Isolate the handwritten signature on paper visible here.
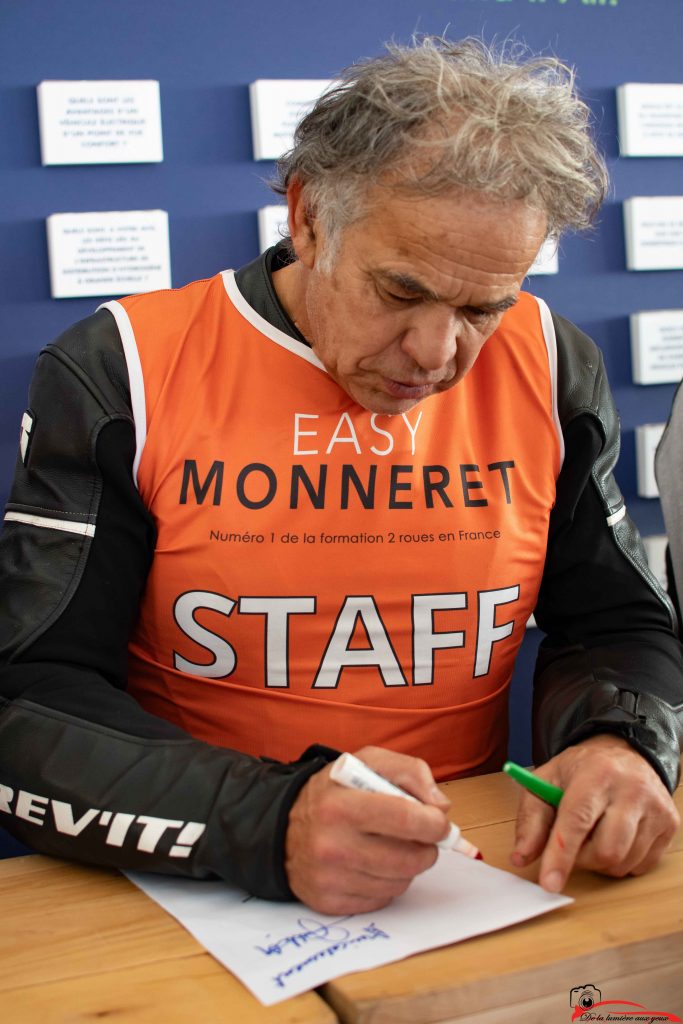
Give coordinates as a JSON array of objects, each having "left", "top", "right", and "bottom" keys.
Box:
[{"left": 255, "top": 916, "right": 391, "bottom": 990}]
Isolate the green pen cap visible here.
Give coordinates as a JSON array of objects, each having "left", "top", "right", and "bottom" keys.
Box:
[{"left": 503, "top": 761, "right": 564, "bottom": 807}]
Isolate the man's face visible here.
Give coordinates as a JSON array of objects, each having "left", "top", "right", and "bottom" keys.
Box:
[{"left": 289, "top": 187, "right": 548, "bottom": 415}]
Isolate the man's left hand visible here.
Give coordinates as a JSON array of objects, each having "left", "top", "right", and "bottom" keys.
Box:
[{"left": 511, "top": 735, "right": 680, "bottom": 892}]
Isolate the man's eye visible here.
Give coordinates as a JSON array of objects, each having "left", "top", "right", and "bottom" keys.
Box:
[
  {"left": 465, "top": 307, "right": 495, "bottom": 321},
  {"left": 384, "top": 290, "right": 418, "bottom": 304}
]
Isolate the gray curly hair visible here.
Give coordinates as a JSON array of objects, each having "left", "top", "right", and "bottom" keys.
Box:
[{"left": 273, "top": 37, "right": 608, "bottom": 266}]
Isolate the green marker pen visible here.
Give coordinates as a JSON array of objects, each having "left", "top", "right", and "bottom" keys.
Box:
[{"left": 503, "top": 761, "right": 564, "bottom": 808}]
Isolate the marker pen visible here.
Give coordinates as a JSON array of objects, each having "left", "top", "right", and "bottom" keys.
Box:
[
  {"left": 503, "top": 761, "right": 564, "bottom": 808},
  {"left": 330, "top": 752, "right": 483, "bottom": 860}
]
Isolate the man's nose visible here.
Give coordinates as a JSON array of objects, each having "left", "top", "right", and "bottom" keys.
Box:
[{"left": 399, "top": 305, "right": 459, "bottom": 372}]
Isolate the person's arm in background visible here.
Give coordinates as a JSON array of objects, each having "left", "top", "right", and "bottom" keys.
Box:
[
  {"left": 0, "top": 310, "right": 448, "bottom": 908},
  {"left": 655, "top": 379, "right": 683, "bottom": 623},
  {"left": 514, "top": 313, "right": 683, "bottom": 891},
  {"left": 665, "top": 544, "right": 681, "bottom": 622}
]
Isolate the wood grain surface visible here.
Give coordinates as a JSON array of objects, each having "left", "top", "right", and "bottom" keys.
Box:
[{"left": 0, "top": 856, "right": 336, "bottom": 1023}]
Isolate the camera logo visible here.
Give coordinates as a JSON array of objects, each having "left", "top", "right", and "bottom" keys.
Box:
[{"left": 570, "top": 985, "right": 602, "bottom": 1010}]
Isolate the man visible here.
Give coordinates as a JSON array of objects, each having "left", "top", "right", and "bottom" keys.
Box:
[{"left": 0, "top": 38, "right": 681, "bottom": 915}]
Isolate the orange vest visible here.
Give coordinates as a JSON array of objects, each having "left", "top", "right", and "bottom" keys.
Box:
[{"left": 103, "top": 271, "right": 562, "bottom": 780}]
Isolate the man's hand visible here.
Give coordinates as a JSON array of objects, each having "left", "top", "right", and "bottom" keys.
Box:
[
  {"left": 511, "top": 735, "right": 680, "bottom": 892},
  {"left": 285, "top": 746, "right": 451, "bottom": 915}
]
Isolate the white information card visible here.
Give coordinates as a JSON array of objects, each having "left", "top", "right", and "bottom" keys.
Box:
[
  {"left": 623, "top": 196, "right": 683, "bottom": 271},
  {"left": 643, "top": 534, "right": 669, "bottom": 592},
  {"left": 249, "top": 79, "right": 332, "bottom": 160},
  {"left": 46, "top": 210, "right": 171, "bottom": 298},
  {"left": 528, "top": 237, "right": 559, "bottom": 276},
  {"left": 258, "top": 204, "right": 289, "bottom": 252},
  {"left": 631, "top": 309, "right": 683, "bottom": 384},
  {"left": 617, "top": 83, "right": 683, "bottom": 157},
  {"left": 37, "top": 80, "right": 163, "bottom": 165},
  {"left": 129, "top": 852, "right": 570, "bottom": 1006},
  {"left": 635, "top": 422, "right": 666, "bottom": 498}
]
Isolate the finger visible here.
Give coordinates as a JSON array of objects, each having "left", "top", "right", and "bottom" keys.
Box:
[
  {"left": 290, "top": 834, "right": 436, "bottom": 916},
  {"left": 337, "top": 787, "right": 449, "bottom": 846},
  {"left": 306, "top": 815, "right": 439, "bottom": 882},
  {"left": 511, "top": 789, "right": 556, "bottom": 867},
  {"left": 538, "top": 788, "right": 606, "bottom": 892},
  {"left": 297, "top": 872, "right": 414, "bottom": 916},
  {"left": 323, "top": 887, "right": 411, "bottom": 916},
  {"left": 291, "top": 861, "right": 414, "bottom": 915},
  {"left": 577, "top": 800, "right": 679, "bottom": 878},
  {"left": 627, "top": 829, "right": 676, "bottom": 877},
  {"left": 573, "top": 804, "right": 640, "bottom": 877},
  {"left": 349, "top": 832, "right": 440, "bottom": 881},
  {"left": 355, "top": 746, "right": 450, "bottom": 809}
]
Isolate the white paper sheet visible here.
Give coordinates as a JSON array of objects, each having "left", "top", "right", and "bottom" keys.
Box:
[{"left": 128, "top": 853, "right": 571, "bottom": 1006}]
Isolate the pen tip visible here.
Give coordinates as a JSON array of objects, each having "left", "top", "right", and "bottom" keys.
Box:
[{"left": 475, "top": 851, "right": 484, "bottom": 861}]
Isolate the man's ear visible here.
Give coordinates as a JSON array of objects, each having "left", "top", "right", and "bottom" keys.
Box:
[{"left": 286, "top": 178, "right": 318, "bottom": 269}]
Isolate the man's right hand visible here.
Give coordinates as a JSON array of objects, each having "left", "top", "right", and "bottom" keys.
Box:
[{"left": 285, "top": 746, "right": 451, "bottom": 914}]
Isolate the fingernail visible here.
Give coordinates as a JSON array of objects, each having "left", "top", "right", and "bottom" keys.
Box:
[
  {"left": 511, "top": 851, "right": 526, "bottom": 867},
  {"left": 543, "top": 870, "right": 563, "bottom": 893}
]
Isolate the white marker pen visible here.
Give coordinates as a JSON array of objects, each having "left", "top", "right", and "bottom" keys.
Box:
[{"left": 330, "top": 752, "right": 483, "bottom": 860}]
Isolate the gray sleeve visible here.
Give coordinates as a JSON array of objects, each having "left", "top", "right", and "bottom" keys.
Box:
[{"left": 656, "top": 379, "right": 683, "bottom": 616}]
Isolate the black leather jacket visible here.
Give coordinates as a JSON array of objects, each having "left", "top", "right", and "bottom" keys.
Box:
[{"left": 1, "top": 248, "right": 681, "bottom": 898}]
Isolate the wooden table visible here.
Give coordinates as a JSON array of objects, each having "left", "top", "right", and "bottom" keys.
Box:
[
  {"left": 0, "top": 855, "right": 336, "bottom": 1023},
  {"left": 322, "top": 772, "right": 683, "bottom": 1023},
  {"left": 1, "top": 771, "right": 681, "bottom": 1023}
]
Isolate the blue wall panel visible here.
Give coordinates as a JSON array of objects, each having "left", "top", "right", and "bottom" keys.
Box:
[{"left": 0, "top": 1, "right": 680, "bottom": 824}]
